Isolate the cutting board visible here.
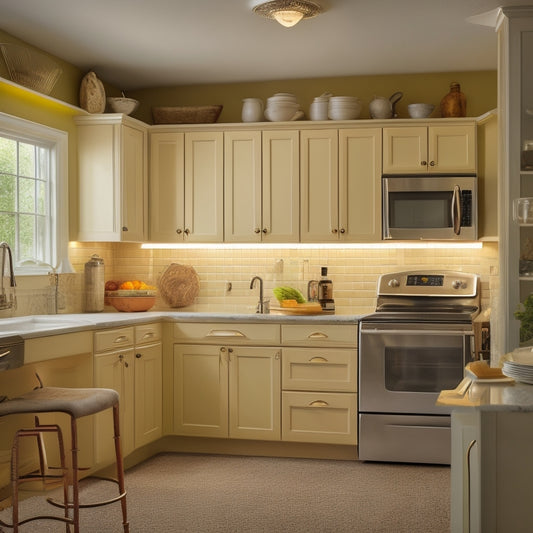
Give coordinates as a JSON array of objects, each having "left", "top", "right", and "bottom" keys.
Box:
[
  {"left": 271, "top": 302, "right": 323, "bottom": 315},
  {"left": 158, "top": 263, "right": 200, "bottom": 307}
]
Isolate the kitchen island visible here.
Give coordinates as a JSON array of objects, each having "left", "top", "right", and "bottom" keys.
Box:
[{"left": 437, "top": 378, "right": 533, "bottom": 533}]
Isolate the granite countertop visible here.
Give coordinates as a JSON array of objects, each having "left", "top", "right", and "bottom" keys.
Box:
[
  {"left": 437, "top": 376, "right": 533, "bottom": 412},
  {"left": 0, "top": 311, "right": 362, "bottom": 339}
]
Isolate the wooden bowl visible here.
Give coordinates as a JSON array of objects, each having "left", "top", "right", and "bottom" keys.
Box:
[{"left": 107, "top": 296, "right": 156, "bottom": 312}]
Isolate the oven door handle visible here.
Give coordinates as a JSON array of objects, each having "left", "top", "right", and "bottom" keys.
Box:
[
  {"left": 382, "top": 178, "right": 391, "bottom": 239},
  {"left": 361, "top": 328, "right": 473, "bottom": 336}
]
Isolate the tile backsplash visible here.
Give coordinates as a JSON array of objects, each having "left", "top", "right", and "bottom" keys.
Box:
[{"left": 3, "top": 242, "right": 498, "bottom": 318}]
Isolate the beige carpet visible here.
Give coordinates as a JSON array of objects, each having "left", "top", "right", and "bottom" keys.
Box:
[{"left": 0, "top": 453, "right": 450, "bottom": 532}]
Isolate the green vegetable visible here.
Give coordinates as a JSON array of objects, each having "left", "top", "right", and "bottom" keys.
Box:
[
  {"left": 515, "top": 293, "right": 533, "bottom": 343},
  {"left": 273, "top": 286, "right": 306, "bottom": 303}
]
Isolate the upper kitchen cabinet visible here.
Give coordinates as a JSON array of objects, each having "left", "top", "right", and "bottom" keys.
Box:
[
  {"left": 75, "top": 115, "right": 148, "bottom": 242},
  {"left": 149, "top": 130, "right": 224, "bottom": 242},
  {"left": 224, "top": 130, "right": 299, "bottom": 242},
  {"left": 382, "top": 123, "right": 477, "bottom": 174},
  {"left": 300, "top": 128, "right": 382, "bottom": 242}
]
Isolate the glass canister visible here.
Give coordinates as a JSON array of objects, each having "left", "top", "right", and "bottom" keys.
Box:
[{"left": 84, "top": 254, "right": 104, "bottom": 312}]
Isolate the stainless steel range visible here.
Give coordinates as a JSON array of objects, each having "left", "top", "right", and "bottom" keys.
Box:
[{"left": 358, "top": 270, "right": 480, "bottom": 465}]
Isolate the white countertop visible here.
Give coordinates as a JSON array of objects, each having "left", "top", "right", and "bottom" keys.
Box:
[
  {"left": 437, "top": 377, "right": 533, "bottom": 412},
  {"left": 0, "top": 311, "right": 362, "bottom": 339}
]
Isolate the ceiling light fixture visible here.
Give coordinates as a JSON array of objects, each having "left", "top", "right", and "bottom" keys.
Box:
[{"left": 252, "top": 0, "right": 323, "bottom": 28}]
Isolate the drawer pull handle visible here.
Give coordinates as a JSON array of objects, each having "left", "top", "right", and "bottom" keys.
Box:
[
  {"left": 309, "top": 400, "right": 329, "bottom": 407},
  {"left": 207, "top": 330, "right": 246, "bottom": 338},
  {"left": 308, "top": 332, "right": 328, "bottom": 339},
  {"left": 309, "top": 356, "right": 328, "bottom": 363},
  {"left": 0, "top": 350, "right": 10, "bottom": 359},
  {"left": 113, "top": 335, "right": 129, "bottom": 344},
  {"left": 142, "top": 332, "right": 155, "bottom": 340}
]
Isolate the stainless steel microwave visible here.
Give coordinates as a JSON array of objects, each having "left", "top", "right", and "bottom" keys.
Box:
[{"left": 382, "top": 174, "right": 477, "bottom": 240}]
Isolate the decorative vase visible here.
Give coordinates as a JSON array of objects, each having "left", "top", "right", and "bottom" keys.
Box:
[{"left": 440, "top": 82, "right": 466, "bottom": 117}]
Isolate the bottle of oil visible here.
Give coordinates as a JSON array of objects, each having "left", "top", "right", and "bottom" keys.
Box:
[
  {"left": 84, "top": 254, "right": 104, "bottom": 312},
  {"left": 318, "top": 267, "right": 335, "bottom": 313}
]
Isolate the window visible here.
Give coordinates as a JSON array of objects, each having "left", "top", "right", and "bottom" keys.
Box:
[{"left": 0, "top": 112, "right": 68, "bottom": 274}]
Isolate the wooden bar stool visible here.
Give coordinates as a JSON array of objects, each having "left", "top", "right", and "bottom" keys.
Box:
[{"left": 0, "top": 385, "right": 129, "bottom": 532}]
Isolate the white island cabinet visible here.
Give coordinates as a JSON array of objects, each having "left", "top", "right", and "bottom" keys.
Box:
[{"left": 439, "top": 382, "right": 533, "bottom": 533}]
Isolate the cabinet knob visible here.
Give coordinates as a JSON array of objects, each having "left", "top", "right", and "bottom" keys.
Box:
[
  {"left": 176, "top": 229, "right": 182, "bottom": 234},
  {"left": 429, "top": 160, "right": 436, "bottom": 166},
  {"left": 254, "top": 228, "right": 261, "bottom": 234},
  {"left": 135, "top": 353, "right": 142, "bottom": 359},
  {"left": 332, "top": 228, "right": 338, "bottom": 234},
  {"left": 421, "top": 161, "right": 427, "bottom": 166},
  {"left": 340, "top": 228, "right": 345, "bottom": 234},
  {"left": 184, "top": 228, "right": 190, "bottom": 235},
  {"left": 122, "top": 226, "right": 128, "bottom": 232},
  {"left": 262, "top": 228, "right": 267, "bottom": 234}
]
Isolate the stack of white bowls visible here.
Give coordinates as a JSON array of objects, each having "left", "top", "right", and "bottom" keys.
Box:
[
  {"left": 264, "top": 93, "right": 303, "bottom": 122},
  {"left": 328, "top": 96, "right": 362, "bottom": 120},
  {"left": 309, "top": 93, "right": 331, "bottom": 121}
]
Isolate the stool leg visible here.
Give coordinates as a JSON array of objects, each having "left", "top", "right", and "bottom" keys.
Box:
[
  {"left": 70, "top": 416, "right": 80, "bottom": 533},
  {"left": 11, "top": 430, "right": 21, "bottom": 533},
  {"left": 113, "top": 404, "right": 129, "bottom": 533}
]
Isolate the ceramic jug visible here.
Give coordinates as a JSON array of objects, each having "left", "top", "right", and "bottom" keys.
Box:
[
  {"left": 242, "top": 98, "right": 264, "bottom": 122},
  {"left": 369, "top": 92, "right": 403, "bottom": 119}
]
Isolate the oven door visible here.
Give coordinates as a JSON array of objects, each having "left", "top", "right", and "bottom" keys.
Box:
[
  {"left": 382, "top": 175, "right": 477, "bottom": 240},
  {"left": 359, "top": 321, "right": 474, "bottom": 415}
]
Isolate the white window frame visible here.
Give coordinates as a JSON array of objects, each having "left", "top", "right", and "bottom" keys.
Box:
[{"left": 0, "top": 111, "right": 69, "bottom": 275}]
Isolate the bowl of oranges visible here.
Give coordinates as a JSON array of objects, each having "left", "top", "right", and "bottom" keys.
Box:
[{"left": 105, "top": 280, "right": 157, "bottom": 312}]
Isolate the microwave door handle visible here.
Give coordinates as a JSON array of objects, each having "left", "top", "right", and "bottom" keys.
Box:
[
  {"left": 452, "top": 185, "right": 461, "bottom": 235},
  {"left": 382, "top": 178, "right": 391, "bottom": 239}
]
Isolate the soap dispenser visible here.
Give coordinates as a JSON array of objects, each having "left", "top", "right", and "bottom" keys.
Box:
[{"left": 318, "top": 267, "right": 335, "bottom": 313}]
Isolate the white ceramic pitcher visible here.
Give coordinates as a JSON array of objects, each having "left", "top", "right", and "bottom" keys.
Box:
[{"left": 242, "top": 98, "right": 264, "bottom": 122}]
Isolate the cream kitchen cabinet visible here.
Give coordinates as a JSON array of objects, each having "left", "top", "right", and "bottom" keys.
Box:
[
  {"left": 300, "top": 128, "right": 382, "bottom": 242},
  {"left": 224, "top": 130, "right": 299, "bottom": 242},
  {"left": 173, "top": 323, "right": 281, "bottom": 440},
  {"left": 93, "top": 324, "right": 162, "bottom": 466},
  {"left": 382, "top": 123, "right": 477, "bottom": 174},
  {"left": 451, "top": 410, "right": 533, "bottom": 533},
  {"left": 281, "top": 324, "right": 358, "bottom": 445},
  {"left": 75, "top": 114, "right": 148, "bottom": 242},
  {"left": 149, "top": 131, "right": 223, "bottom": 242}
]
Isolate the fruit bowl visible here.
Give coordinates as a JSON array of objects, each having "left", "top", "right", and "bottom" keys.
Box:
[{"left": 106, "top": 295, "right": 156, "bottom": 312}]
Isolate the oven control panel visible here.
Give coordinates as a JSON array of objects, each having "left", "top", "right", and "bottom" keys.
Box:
[{"left": 378, "top": 270, "right": 478, "bottom": 297}]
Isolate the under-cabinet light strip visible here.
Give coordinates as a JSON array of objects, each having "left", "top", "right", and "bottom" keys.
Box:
[{"left": 141, "top": 242, "right": 483, "bottom": 250}]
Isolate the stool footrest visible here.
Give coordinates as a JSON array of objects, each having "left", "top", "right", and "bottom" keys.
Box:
[{"left": 0, "top": 513, "right": 73, "bottom": 528}]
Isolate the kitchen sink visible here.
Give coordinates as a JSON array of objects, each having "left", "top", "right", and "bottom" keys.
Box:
[{"left": 0, "top": 315, "right": 94, "bottom": 335}]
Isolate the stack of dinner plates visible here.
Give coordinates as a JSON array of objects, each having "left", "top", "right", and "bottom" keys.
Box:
[{"left": 501, "top": 347, "right": 533, "bottom": 384}]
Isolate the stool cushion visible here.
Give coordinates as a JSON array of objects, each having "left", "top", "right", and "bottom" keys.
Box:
[{"left": 0, "top": 387, "right": 119, "bottom": 419}]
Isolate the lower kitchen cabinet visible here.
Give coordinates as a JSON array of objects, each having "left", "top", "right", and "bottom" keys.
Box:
[
  {"left": 281, "top": 325, "right": 358, "bottom": 445},
  {"left": 93, "top": 324, "right": 162, "bottom": 466},
  {"left": 451, "top": 410, "right": 533, "bottom": 533},
  {"left": 173, "top": 344, "right": 281, "bottom": 440}
]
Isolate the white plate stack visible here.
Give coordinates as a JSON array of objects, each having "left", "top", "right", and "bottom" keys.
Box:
[
  {"left": 328, "top": 96, "right": 362, "bottom": 120},
  {"left": 501, "top": 347, "right": 533, "bottom": 384},
  {"left": 264, "top": 93, "right": 303, "bottom": 122}
]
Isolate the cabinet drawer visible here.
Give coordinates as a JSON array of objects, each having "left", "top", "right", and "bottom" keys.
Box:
[
  {"left": 173, "top": 322, "right": 280, "bottom": 345},
  {"left": 94, "top": 327, "right": 134, "bottom": 353},
  {"left": 282, "top": 391, "right": 357, "bottom": 445},
  {"left": 281, "top": 324, "right": 357, "bottom": 347},
  {"left": 135, "top": 322, "right": 162, "bottom": 345},
  {"left": 282, "top": 348, "right": 356, "bottom": 392}
]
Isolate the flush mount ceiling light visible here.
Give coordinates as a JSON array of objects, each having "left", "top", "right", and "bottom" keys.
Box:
[{"left": 252, "top": 0, "right": 323, "bottom": 28}]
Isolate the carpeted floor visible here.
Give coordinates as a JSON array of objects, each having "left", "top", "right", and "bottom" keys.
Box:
[{"left": 0, "top": 453, "right": 450, "bottom": 532}]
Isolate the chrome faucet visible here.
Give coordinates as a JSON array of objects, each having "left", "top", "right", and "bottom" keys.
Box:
[
  {"left": 0, "top": 242, "right": 17, "bottom": 310},
  {"left": 250, "top": 275, "right": 267, "bottom": 314}
]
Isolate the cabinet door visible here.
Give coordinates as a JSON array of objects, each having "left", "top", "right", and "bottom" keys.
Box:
[
  {"left": 228, "top": 346, "right": 281, "bottom": 440},
  {"left": 300, "top": 129, "right": 339, "bottom": 241},
  {"left": 149, "top": 132, "right": 185, "bottom": 241},
  {"left": 339, "top": 128, "right": 382, "bottom": 241},
  {"left": 224, "top": 131, "right": 262, "bottom": 242},
  {"left": 93, "top": 349, "right": 135, "bottom": 465},
  {"left": 121, "top": 124, "right": 147, "bottom": 242},
  {"left": 382, "top": 126, "right": 428, "bottom": 174},
  {"left": 134, "top": 342, "right": 163, "bottom": 448},
  {"left": 429, "top": 124, "right": 477, "bottom": 173},
  {"left": 185, "top": 132, "right": 224, "bottom": 242},
  {"left": 173, "top": 344, "right": 228, "bottom": 437},
  {"left": 262, "top": 130, "right": 300, "bottom": 243}
]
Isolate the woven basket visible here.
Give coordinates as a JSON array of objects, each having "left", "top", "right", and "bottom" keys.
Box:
[
  {"left": 158, "top": 263, "right": 200, "bottom": 308},
  {"left": 152, "top": 105, "right": 223, "bottom": 124}
]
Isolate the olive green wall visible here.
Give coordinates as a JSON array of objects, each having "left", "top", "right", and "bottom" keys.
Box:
[{"left": 129, "top": 71, "right": 497, "bottom": 124}]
